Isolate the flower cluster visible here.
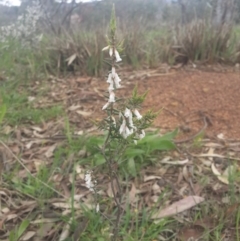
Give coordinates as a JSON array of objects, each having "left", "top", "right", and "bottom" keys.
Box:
[
  {"left": 84, "top": 170, "right": 99, "bottom": 212},
  {"left": 0, "top": 2, "right": 43, "bottom": 47},
  {"left": 102, "top": 46, "right": 145, "bottom": 142},
  {"left": 119, "top": 108, "right": 145, "bottom": 140},
  {"left": 85, "top": 170, "right": 95, "bottom": 192}
]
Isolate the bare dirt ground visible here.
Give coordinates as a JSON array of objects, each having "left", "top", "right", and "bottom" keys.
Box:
[
  {"left": 85, "top": 66, "right": 240, "bottom": 140},
  {"left": 139, "top": 68, "right": 240, "bottom": 140}
]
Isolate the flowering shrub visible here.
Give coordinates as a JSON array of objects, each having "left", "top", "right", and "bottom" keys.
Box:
[
  {"left": 84, "top": 5, "right": 157, "bottom": 241},
  {"left": 0, "top": 2, "right": 42, "bottom": 47}
]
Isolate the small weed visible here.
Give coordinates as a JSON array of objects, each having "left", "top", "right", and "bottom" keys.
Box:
[
  {"left": 9, "top": 219, "right": 30, "bottom": 241},
  {"left": 11, "top": 164, "right": 55, "bottom": 199}
]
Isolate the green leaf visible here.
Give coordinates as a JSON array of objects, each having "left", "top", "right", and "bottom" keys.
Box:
[
  {"left": 138, "top": 130, "right": 178, "bottom": 145},
  {"left": 94, "top": 153, "right": 106, "bottom": 166},
  {"left": 127, "top": 158, "right": 137, "bottom": 177},
  {"left": 9, "top": 230, "right": 16, "bottom": 241},
  {"left": 137, "top": 133, "right": 176, "bottom": 152},
  {"left": 150, "top": 139, "right": 176, "bottom": 151},
  {"left": 17, "top": 219, "right": 30, "bottom": 239},
  {"left": 110, "top": 4, "right": 116, "bottom": 36},
  {"left": 124, "top": 148, "right": 145, "bottom": 158},
  {"left": 158, "top": 128, "right": 178, "bottom": 141},
  {"left": 0, "top": 104, "right": 6, "bottom": 124}
]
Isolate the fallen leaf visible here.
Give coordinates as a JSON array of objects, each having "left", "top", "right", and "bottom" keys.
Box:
[
  {"left": 160, "top": 158, "right": 189, "bottom": 165},
  {"left": 207, "top": 147, "right": 215, "bottom": 162},
  {"left": 59, "top": 218, "right": 72, "bottom": 241},
  {"left": 68, "top": 105, "right": 81, "bottom": 111},
  {"left": 33, "top": 130, "right": 45, "bottom": 138},
  {"left": 76, "top": 110, "right": 92, "bottom": 117},
  {"left": 31, "top": 218, "right": 59, "bottom": 224},
  {"left": 20, "top": 231, "right": 36, "bottom": 241},
  {"left": 151, "top": 196, "right": 205, "bottom": 219},
  {"left": 52, "top": 202, "right": 81, "bottom": 209},
  {"left": 25, "top": 140, "right": 43, "bottom": 149},
  {"left": 204, "top": 142, "right": 223, "bottom": 148},
  {"left": 6, "top": 213, "right": 18, "bottom": 221},
  {"left": 199, "top": 157, "right": 212, "bottom": 167},
  {"left": 44, "top": 144, "right": 58, "bottom": 158},
  {"left": 31, "top": 126, "right": 44, "bottom": 132},
  {"left": 128, "top": 183, "right": 137, "bottom": 203},
  {"left": 194, "top": 153, "right": 240, "bottom": 161},
  {"left": 144, "top": 175, "right": 162, "bottom": 182},
  {"left": 36, "top": 223, "right": 54, "bottom": 238},
  {"left": 211, "top": 163, "right": 234, "bottom": 185},
  {"left": 73, "top": 217, "right": 89, "bottom": 241}
]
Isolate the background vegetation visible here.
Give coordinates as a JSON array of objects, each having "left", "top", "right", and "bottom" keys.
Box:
[{"left": 0, "top": 0, "right": 240, "bottom": 79}]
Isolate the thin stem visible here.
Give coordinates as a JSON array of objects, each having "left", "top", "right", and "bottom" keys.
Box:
[{"left": 101, "top": 20, "right": 123, "bottom": 241}]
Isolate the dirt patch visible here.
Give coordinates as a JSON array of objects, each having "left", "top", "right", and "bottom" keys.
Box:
[
  {"left": 125, "top": 69, "right": 240, "bottom": 140},
  {"left": 41, "top": 68, "right": 240, "bottom": 140}
]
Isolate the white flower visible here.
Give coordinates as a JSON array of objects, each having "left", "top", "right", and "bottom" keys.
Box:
[
  {"left": 85, "top": 171, "right": 95, "bottom": 192},
  {"left": 109, "top": 47, "right": 122, "bottom": 62},
  {"left": 109, "top": 91, "right": 115, "bottom": 102},
  {"left": 109, "top": 47, "right": 113, "bottom": 57},
  {"left": 129, "top": 120, "right": 134, "bottom": 129},
  {"left": 108, "top": 83, "right": 114, "bottom": 91},
  {"left": 107, "top": 71, "right": 121, "bottom": 90},
  {"left": 124, "top": 126, "right": 131, "bottom": 138},
  {"left": 114, "top": 74, "right": 121, "bottom": 88},
  {"left": 134, "top": 109, "right": 142, "bottom": 120},
  {"left": 124, "top": 108, "right": 131, "bottom": 118},
  {"left": 107, "top": 73, "right": 113, "bottom": 84},
  {"left": 112, "top": 67, "right": 116, "bottom": 75},
  {"left": 119, "top": 118, "right": 126, "bottom": 135},
  {"left": 124, "top": 108, "right": 135, "bottom": 128},
  {"left": 96, "top": 203, "right": 100, "bottom": 213},
  {"left": 122, "top": 126, "right": 131, "bottom": 139},
  {"left": 119, "top": 117, "right": 133, "bottom": 139},
  {"left": 115, "top": 50, "right": 122, "bottom": 62},
  {"left": 106, "top": 73, "right": 115, "bottom": 90},
  {"left": 102, "top": 102, "right": 110, "bottom": 110}
]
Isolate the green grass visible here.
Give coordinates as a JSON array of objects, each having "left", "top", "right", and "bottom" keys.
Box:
[
  {"left": 1, "top": 21, "right": 240, "bottom": 80},
  {"left": 0, "top": 81, "right": 63, "bottom": 126}
]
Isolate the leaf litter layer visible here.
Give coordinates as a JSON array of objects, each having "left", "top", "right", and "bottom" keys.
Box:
[{"left": 0, "top": 67, "right": 240, "bottom": 241}]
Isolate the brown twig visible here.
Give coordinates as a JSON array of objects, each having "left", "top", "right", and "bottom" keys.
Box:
[{"left": 174, "top": 116, "right": 209, "bottom": 144}]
